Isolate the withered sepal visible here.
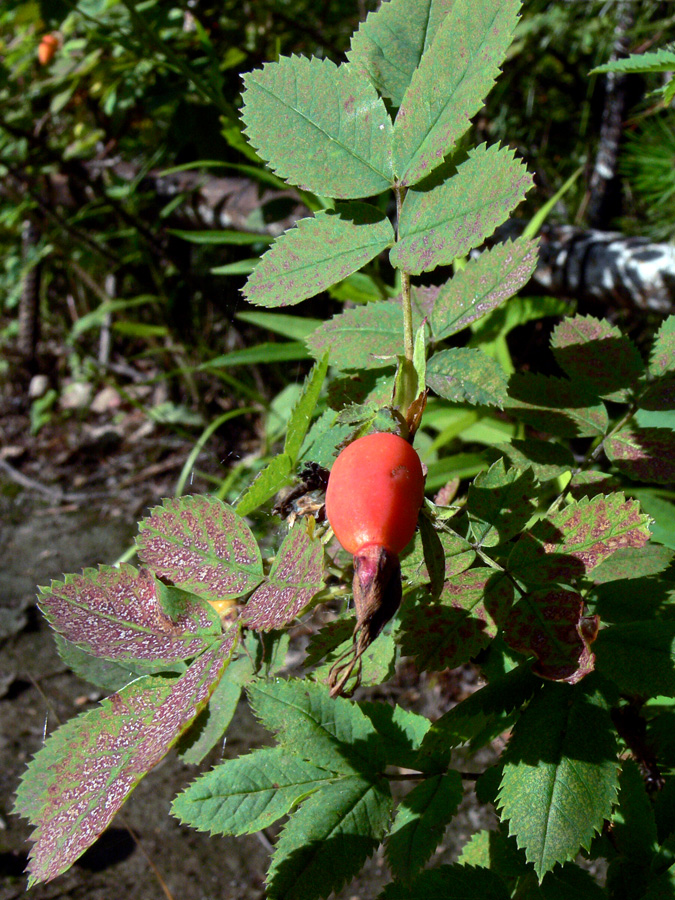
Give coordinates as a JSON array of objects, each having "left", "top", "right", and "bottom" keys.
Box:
[{"left": 329, "top": 544, "right": 402, "bottom": 698}]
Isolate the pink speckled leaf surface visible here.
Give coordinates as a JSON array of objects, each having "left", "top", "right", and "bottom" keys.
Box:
[
  {"left": 431, "top": 237, "right": 539, "bottom": 341},
  {"left": 15, "top": 639, "right": 235, "bottom": 886},
  {"left": 241, "top": 526, "right": 324, "bottom": 631},
  {"left": 137, "top": 495, "right": 264, "bottom": 603},
  {"left": 38, "top": 564, "right": 222, "bottom": 662},
  {"left": 390, "top": 144, "right": 533, "bottom": 275},
  {"left": 392, "top": 0, "right": 521, "bottom": 186},
  {"left": 504, "top": 588, "right": 599, "bottom": 683},
  {"left": 399, "top": 568, "right": 512, "bottom": 671},
  {"left": 508, "top": 493, "right": 651, "bottom": 585}
]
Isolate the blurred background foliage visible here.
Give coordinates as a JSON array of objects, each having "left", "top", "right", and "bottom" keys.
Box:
[{"left": 1, "top": 0, "right": 674, "bottom": 503}]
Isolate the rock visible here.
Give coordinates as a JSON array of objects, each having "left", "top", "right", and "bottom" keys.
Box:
[
  {"left": 91, "top": 386, "right": 122, "bottom": 414},
  {"left": 28, "top": 374, "right": 50, "bottom": 399},
  {"left": 60, "top": 381, "right": 93, "bottom": 410}
]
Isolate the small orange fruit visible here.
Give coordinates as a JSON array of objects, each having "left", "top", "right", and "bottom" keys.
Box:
[{"left": 38, "top": 34, "right": 59, "bottom": 66}]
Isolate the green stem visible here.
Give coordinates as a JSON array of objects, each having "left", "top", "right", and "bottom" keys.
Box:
[{"left": 394, "top": 184, "right": 414, "bottom": 362}]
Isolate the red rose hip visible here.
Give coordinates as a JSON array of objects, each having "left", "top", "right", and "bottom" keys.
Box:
[{"left": 325, "top": 431, "right": 425, "bottom": 555}]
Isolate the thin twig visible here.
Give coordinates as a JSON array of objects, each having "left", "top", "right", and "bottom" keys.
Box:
[{"left": 0, "top": 458, "right": 96, "bottom": 503}]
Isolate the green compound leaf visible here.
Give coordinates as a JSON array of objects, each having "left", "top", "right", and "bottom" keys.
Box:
[
  {"left": 490, "top": 439, "right": 575, "bottom": 483},
  {"left": 172, "top": 747, "right": 334, "bottom": 836},
  {"left": 431, "top": 238, "right": 539, "bottom": 341},
  {"left": 38, "top": 564, "right": 221, "bottom": 663},
  {"left": 267, "top": 775, "right": 392, "bottom": 900},
  {"left": 347, "top": 0, "right": 453, "bottom": 107},
  {"left": 505, "top": 373, "right": 609, "bottom": 437},
  {"left": 237, "top": 353, "right": 328, "bottom": 516},
  {"left": 595, "top": 622, "right": 675, "bottom": 697},
  {"left": 508, "top": 493, "right": 651, "bottom": 585},
  {"left": 419, "top": 664, "right": 540, "bottom": 765},
  {"left": 551, "top": 315, "right": 645, "bottom": 401},
  {"left": 392, "top": 0, "right": 522, "bottom": 186},
  {"left": 306, "top": 301, "right": 406, "bottom": 371},
  {"left": 241, "top": 525, "right": 324, "bottom": 631},
  {"left": 426, "top": 347, "right": 509, "bottom": 407},
  {"left": 379, "top": 863, "right": 511, "bottom": 899},
  {"left": 503, "top": 588, "right": 599, "bottom": 684},
  {"left": 241, "top": 55, "right": 393, "bottom": 199},
  {"left": 391, "top": 143, "right": 533, "bottom": 274},
  {"left": 247, "top": 679, "right": 386, "bottom": 774},
  {"left": 400, "top": 526, "right": 476, "bottom": 587},
  {"left": 15, "top": 643, "right": 234, "bottom": 886},
  {"left": 242, "top": 205, "right": 394, "bottom": 308},
  {"left": 497, "top": 681, "right": 619, "bottom": 879},
  {"left": 284, "top": 351, "right": 329, "bottom": 463},
  {"left": 649, "top": 315, "right": 675, "bottom": 377},
  {"left": 400, "top": 569, "right": 513, "bottom": 672},
  {"left": 605, "top": 426, "right": 675, "bottom": 484},
  {"left": 358, "top": 702, "right": 432, "bottom": 771},
  {"left": 137, "top": 495, "right": 264, "bottom": 603},
  {"left": 385, "top": 772, "right": 463, "bottom": 883},
  {"left": 591, "top": 46, "right": 675, "bottom": 76},
  {"left": 236, "top": 452, "right": 294, "bottom": 517},
  {"left": 467, "top": 458, "right": 537, "bottom": 547}
]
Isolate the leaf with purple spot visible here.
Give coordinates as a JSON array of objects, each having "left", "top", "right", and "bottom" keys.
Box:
[
  {"left": 426, "top": 347, "right": 509, "bottom": 408},
  {"left": 241, "top": 525, "right": 325, "bottom": 631},
  {"left": 392, "top": 0, "right": 522, "bottom": 186},
  {"left": 649, "top": 315, "right": 675, "bottom": 377},
  {"left": 390, "top": 144, "right": 533, "bottom": 275},
  {"left": 508, "top": 494, "right": 651, "bottom": 585},
  {"left": 38, "top": 564, "right": 222, "bottom": 662},
  {"left": 137, "top": 495, "right": 264, "bottom": 603},
  {"left": 605, "top": 426, "right": 675, "bottom": 484},
  {"left": 15, "top": 640, "right": 235, "bottom": 886},
  {"left": 431, "top": 238, "right": 539, "bottom": 341},
  {"left": 399, "top": 568, "right": 513, "bottom": 671},
  {"left": 503, "top": 588, "right": 599, "bottom": 684},
  {"left": 242, "top": 204, "right": 394, "bottom": 308}
]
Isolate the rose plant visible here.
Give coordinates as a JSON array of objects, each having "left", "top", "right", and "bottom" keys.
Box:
[{"left": 14, "top": 1, "right": 675, "bottom": 898}]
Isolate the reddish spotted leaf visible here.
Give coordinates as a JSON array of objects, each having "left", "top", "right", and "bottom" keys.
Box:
[
  {"left": 15, "top": 641, "right": 234, "bottom": 886},
  {"left": 399, "top": 568, "right": 512, "bottom": 671},
  {"left": 551, "top": 315, "right": 644, "bottom": 401},
  {"left": 137, "top": 495, "right": 264, "bottom": 603},
  {"left": 503, "top": 588, "right": 599, "bottom": 684},
  {"left": 605, "top": 426, "right": 675, "bottom": 484},
  {"left": 431, "top": 238, "right": 539, "bottom": 341},
  {"left": 38, "top": 565, "right": 221, "bottom": 662},
  {"left": 240, "top": 526, "right": 325, "bottom": 630},
  {"left": 508, "top": 494, "right": 651, "bottom": 585},
  {"left": 649, "top": 315, "right": 675, "bottom": 377}
]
